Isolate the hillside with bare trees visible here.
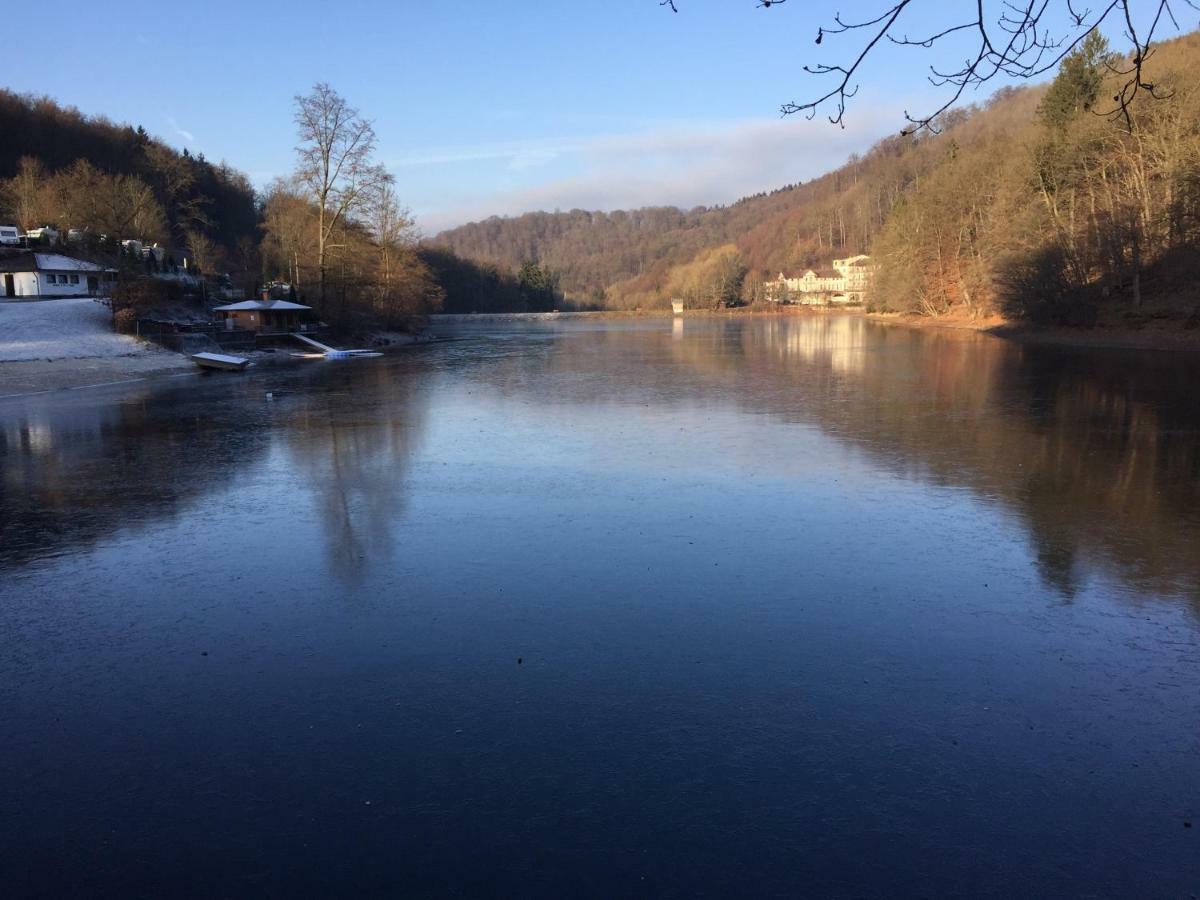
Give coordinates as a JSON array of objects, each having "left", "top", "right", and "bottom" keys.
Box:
[{"left": 433, "top": 31, "right": 1200, "bottom": 325}]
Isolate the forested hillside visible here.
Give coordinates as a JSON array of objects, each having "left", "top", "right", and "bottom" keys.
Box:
[
  {"left": 434, "top": 31, "right": 1200, "bottom": 322},
  {"left": 429, "top": 104, "right": 1029, "bottom": 309},
  {"left": 0, "top": 90, "right": 258, "bottom": 261},
  {"left": 4, "top": 30, "right": 1198, "bottom": 327}
]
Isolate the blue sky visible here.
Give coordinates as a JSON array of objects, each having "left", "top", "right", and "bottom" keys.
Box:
[{"left": 5, "top": 1, "right": 1188, "bottom": 233}]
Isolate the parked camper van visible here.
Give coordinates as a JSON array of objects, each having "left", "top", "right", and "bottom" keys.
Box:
[{"left": 0, "top": 225, "right": 20, "bottom": 246}]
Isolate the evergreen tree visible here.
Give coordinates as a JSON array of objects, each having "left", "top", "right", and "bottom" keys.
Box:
[{"left": 1038, "top": 32, "right": 1114, "bottom": 128}]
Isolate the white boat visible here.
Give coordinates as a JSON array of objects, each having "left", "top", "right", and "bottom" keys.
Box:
[{"left": 191, "top": 352, "right": 251, "bottom": 371}]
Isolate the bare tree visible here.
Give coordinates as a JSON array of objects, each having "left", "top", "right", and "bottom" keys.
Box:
[
  {"left": 143, "top": 142, "right": 209, "bottom": 236},
  {"left": 661, "top": 0, "right": 1198, "bottom": 133},
  {"left": 60, "top": 160, "right": 166, "bottom": 242},
  {"left": 185, "top": 229, "right": 226, "bottom": 276},
  {"left": 261, "top": 178, "right": 316, "bottom": 291},
  {"left": 369, "top": 182, "right": 418, "bottom": 294},
  {"left": 294, "top": 83, "right": 393, "bottom": 306},
  {"left": 3, "top": 157, "right": 57, "bottom": 230},
  {"left": 367, "top": 183, "right": 443, "bottom": 325}
]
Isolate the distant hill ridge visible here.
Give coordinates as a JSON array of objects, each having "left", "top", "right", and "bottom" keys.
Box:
[
  {"left": 434, "top": 30, "right": 1200, "bottom": 318},
  {"left": 429, "top": 89, "right": 1040, "bottom": 309}
]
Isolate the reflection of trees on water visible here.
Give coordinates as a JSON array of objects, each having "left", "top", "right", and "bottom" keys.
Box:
[
  {"left": 5, "top": 318, "right": 1197, "bottom": 605},
  {"left": 0, "top": 361, "right": 431, "bottom": 580},
  {"left": 279, "top": 363, "right": 431, "bottom": 584},
  {"left": 0, "top": 385, "right": 271, "bottom": 566},
  {"left": 458, "top": 316, "right": 1200, "bottom": 607}
]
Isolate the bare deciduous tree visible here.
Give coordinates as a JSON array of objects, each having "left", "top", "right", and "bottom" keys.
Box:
[
  {"left": 143, "top": 142, "right": 209, "bottom": 236},
  {"left": 294, "top": 83, "right": 393, "bottom": 306},
  {"left": 3, "top": 157, "right": 54, "bottom": 230},
  {"left": 370, "top": 183, "right": 417, "bottom": 293},
  {"left": 661, "top": 0, "right": 1198, "bottom": 132},
  {"left": 367, "top": 183, "right": 443, "bottom": 325},
  {"left": 262, "top": 178, "right": 316, "bottom": 291},
  {"left": 61, "top": 160, "right": 167, "bottom": 242},
  {"left": 185, "top": 229, "right": 226, "bottom": 276}
]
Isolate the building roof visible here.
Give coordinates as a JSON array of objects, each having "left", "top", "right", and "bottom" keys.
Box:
[
  {"left": 0, "top": 252, "right": 108, "bottom": 273},
  {"left": 212, "top": 299, "right": 311, "bottom": 312}
]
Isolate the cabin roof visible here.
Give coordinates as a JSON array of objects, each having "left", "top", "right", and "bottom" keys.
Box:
[
  {"left": 0, "top": 252, "right": 108, "bottom": 273},
  {"left": 212, "top": 299, "right": 311, "bottom": 312}
]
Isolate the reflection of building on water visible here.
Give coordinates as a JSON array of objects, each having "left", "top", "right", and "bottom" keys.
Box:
[
  {"left": 763, "top": 254, "right": 875, "bottom": 306},
  {"left": 2, "top": 392, "right": 143, "bottom": 456},
  {"left": 3, "top": 420, "right": 56, "bottom": 454},
  {"left": 752, "top": 315, "right": 867, "bottom": 376}
]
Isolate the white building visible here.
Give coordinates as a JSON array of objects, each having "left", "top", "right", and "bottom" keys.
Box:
[
  {"left": 764, "top": 254, "right": 875, "bottom": 304},
  {"left": 0, "top": 252, "right": 115, "bottom": 300},
  {"left": 832, "top": 254, "right": 873, "bottom": 293}
]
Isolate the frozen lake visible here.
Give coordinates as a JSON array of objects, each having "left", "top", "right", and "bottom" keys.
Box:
[{"left": 2, "top": 314, "right": 1197, "bottom": 896}]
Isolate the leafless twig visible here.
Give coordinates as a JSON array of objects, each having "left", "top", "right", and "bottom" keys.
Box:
[{"left": 662, "top": 1, "right": 1199, "bottom": 133}]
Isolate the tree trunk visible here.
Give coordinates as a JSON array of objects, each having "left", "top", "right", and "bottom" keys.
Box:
[
  {"left": 317, "top": 202, "right": 327, "bottom": 306},
  {"left": 1130, "top": 229, "right": 1142, "bottom": 308}
]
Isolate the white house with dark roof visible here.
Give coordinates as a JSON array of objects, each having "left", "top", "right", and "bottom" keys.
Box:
[{"left": 0, "top": 252, "right": 116, "bottom": 300}]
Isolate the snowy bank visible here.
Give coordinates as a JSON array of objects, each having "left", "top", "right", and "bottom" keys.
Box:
[
  {"left": 0, "top": 297, "right": 174, "bottom": 362},
  {"left": 0, "top": 298, "right": 189, "bottom": 397}
]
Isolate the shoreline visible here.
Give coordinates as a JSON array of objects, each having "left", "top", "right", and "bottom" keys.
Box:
[
  {"left": 0, "top": 353, "right": 197, "bottom": 401},
  {"left": 0, "top": 331, "right": 434, "bottom": 402},
  {"left": 438, "top": 307, "right": 1200, "bottom": 351},
  {"left": 865, "top": 310, "right": 1200, "bottom": 352},
  {"left": 5, "top": 307, "right": 1198, "bottom": 402}
]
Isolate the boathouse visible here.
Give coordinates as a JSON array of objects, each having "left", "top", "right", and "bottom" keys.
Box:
[{"left": 212, "top": 298, "right": 312, "bottom": 333}]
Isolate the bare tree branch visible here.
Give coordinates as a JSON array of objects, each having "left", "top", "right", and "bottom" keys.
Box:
[{"left": 662, "top": 0, "right": 1200, "bottom": 133}]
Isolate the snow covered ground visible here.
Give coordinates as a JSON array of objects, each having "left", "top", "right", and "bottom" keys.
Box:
[{"left": 0, "top": 298, "right": 166, "bottom": 362}]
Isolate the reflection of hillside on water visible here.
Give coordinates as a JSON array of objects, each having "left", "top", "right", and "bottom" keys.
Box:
[
  {"left": 0, "top": 360, "right": 433, "bottom": 576},
  {"left": 0, "top": 384, "right": 272, "bottom": 566},
  {"left": 3, "top": 316, "right": 1198, "bottom": 606},
  {"left": 462, "top": 316, "right": 1200, "bottom": 606}
]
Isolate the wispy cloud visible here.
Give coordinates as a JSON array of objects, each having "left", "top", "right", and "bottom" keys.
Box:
[
  {"left": 414, "top": 110, "right": 902, "bottom": 234},
  {"left": 388, "top": 140, "right": 568, "bottom": 169},
  {"left": 167, "top": 116, "right": 195, "bottom": 144}
]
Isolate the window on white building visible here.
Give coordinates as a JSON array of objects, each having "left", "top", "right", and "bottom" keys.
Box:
[{"left": 69, "top": 274, "right": 79, "bottom": 285}]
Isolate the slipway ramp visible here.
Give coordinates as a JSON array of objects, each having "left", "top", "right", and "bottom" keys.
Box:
[
  {"left": 290, "top": 333, "right": 381, "bottom": 359},
  {"left": 291, "top": 333, "right": 335, "bottom": 353}
]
